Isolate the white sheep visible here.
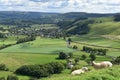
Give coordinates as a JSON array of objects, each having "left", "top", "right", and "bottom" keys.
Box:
[
  {"left": 92, "top": 61, "right": 112, "bottom": 69},
  {"left": 71, "top": 67, "right": 89, "bottom": 75}
]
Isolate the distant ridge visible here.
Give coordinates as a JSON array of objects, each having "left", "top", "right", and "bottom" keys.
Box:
[{"left": 0, "top": 11, "right": 115, "bottom": 25}]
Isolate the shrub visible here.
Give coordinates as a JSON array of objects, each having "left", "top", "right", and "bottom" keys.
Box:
[
  {"left": 15, "top": 62, "right": 65, "bottom": 78},
  {"left": 111, "top": 56, "right": 120, "bottom": 64},
  {"left": 68, "top": 52, "right": 73, "bottom": 58},
  {"left": 7, "top": 75, "right": 18, "bottom": 80},
  {"left": 0, "top": 64, "right": 9, "bottom": 71},
  {"left": 16, "top": 36, "right": 36, "bottom": 44},
  {"left": 74, "top": 57, "right": 80, "bottom": 64},
  {"left": 73, "top": 45, "right": 78, "bottom": 49},
  {"left": 81, "top": 54, "right": 87, "bottom": 60},
  {"left": 71, "top": 66, "right": 81, "bottom": 72},
  {"left": 85, "top": 58, "right": 91, "bottom": 65},
  {"left": 82, "top": 46, "right": 108, "bottom": 56},
  {"left": 89, "top": 53, "right": 96, "bottom": 61},
  {"left": 49, "top": 62, "right": 65, "bottom": 74},
  {"left": 58, "top": 52, "right": 68, "bottom": 59}
]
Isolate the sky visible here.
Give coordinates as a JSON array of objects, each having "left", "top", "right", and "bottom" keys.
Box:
[{"left": 0, "top": 0, "right": 120, "bottom": 13}]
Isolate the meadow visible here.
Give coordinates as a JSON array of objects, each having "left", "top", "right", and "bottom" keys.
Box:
[
  {"left": 0, "top": 36, "right": 119, "bottom": 80},
  {"left": 0, "top": 37, "right": 75, "bottom": 53},
  {"left": 71, "top": 35, "right": 120, "bottom": 57},
  {"left": 0, "top": 18, "right": 120, "bottom": 79}
]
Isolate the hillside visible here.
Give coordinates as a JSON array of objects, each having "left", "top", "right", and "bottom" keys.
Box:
[
  {"left": 65, "top": 16, "right": 120, "bottom": 35},
  {"left": 0, "top": 11, "right": 114, "bottom": 25},
  {"left": 41, "top": 65, "right": 120, "bottom": 80}
]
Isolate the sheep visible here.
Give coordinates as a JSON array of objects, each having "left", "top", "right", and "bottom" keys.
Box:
[
  {"left": 67, "top": 64, "right": 74, "bottom": 69},
  {"left": 71, "top": 67, "right": 89, "bottom": 75},
  {"left": 92, "top": 61, "right": 112, "bottom": 69},
  {"left": 67, "top": 59, "right": 74, "bottom": 69}
]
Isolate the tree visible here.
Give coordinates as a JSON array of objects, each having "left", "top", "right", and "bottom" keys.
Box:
[
  {"left": 58, "top": 52, "right": 68, "bottom": 59},
  {"left": 68, "top": 52, "right": 73, "bottom": 58},
  {"left": 73, "top": 45, "right": 78, "bottom": 49},
  {"left": 0, "top": 64, "right": 9, "bottom": 71},
  {"left": 111, "top": 56, "right": 120, "bottom": 64},
  {"left": 0, "top": 33, "right": 6, "bottom": 38},
  {"left": 67, "top": 38, "right": 72, "bottom": 47},
  {"left": 85, "top": 58, "right": 91, "bottom": 65},
  {"left": 74, "top": 57, "right": 80, "bottom": 64},
  {"left": 81, "top": 54, "right": 87, "bottom": 60},
  {"left": 89, "top": 53, "right": 96, "bottom": 61}
]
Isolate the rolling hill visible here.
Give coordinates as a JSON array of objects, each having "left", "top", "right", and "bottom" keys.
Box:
[
  {"left": 0, "top": 11, "right": 114, "bottom": 25},
  {"left": 65, "top": 16, "right": 120, "bottom": 35}
]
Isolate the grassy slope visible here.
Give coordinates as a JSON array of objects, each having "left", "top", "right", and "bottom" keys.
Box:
[
  {"left": 0, "top": 37, "right": 75, "bottom": 53},
  {"left": 89, "top": 21, "right": 120, "bottom": 35},
  {"left": 0, "top": 37, "right": 118, "bottom": 80},
  {"left": 41, "top": 65, "right": 120, "bottom": 80},
  {"left": 66, "top": 17, "right": 120, "bottom": 57},
  {"left": 88, "top": 17, "right": 120, "bottom": 35},
  {"left": 0, "top": 37, "right": 75, "bottom": 71},
  {"left": 0, "top": 53, "right": 62, "bottom": 71},
  {"left": 0, "top": 35, "right": 26, "bottom": 46},
  {"left": 0, "top": 51, "right": 112, "bottom": 80},
  {"left": 0, "top": 17, "right": 120, "bottom": 79},
  {"left": 67, "top": 16, "right": 120, "bottom": 35},
  {"left": 71, "top": 35, "right": 120, "bottom": 57}
]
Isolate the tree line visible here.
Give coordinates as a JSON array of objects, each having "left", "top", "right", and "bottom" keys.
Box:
[
  {"left": 16, "top": 36, "right": 36, "bottom": 44},
  {"left": 82, "top": 46, "right": 108, "bottom": 56},
  {"left": 0, "top": 44, "right": 15, "bottom": 50}
]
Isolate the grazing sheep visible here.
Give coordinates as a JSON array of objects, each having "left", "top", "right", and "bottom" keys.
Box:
[
  {"left": 67, "top": 64, "right": 74, "bottom": 69},
  {"left": 92, "top": 61, "right": 112, "bottom": 69},
  {"left": 67, "top": 59, "right": 74, "bottom": 69},
  {"left": 71, "top": 67, "right": 89, "bottom": 75}
]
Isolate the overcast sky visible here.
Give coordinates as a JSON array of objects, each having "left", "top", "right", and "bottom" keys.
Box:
[{"left": 0, "top": 0, "right": 120, "bottom": 13}]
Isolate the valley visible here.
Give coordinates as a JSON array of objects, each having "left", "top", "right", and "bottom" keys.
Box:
[{"left": 0, "top": 11, "right": 120, "bottom": 80}]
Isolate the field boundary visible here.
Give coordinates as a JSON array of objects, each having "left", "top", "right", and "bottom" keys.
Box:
[{"left": 72, "top": 41, "right": 120, "bottom": 50}]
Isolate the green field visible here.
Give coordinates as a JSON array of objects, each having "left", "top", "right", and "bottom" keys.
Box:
[
  {"left": 41, "top": 65, "right": 120, "bottom": 80},
  {"left": 0, "top": 16, "right": 120, "bottom": 79},
  {"left": 0, "top": 53, "right": 61, "bottom": 71},
  {"left": 0, "top": 36, "right": 118, "bottom": 80},
  {"left": 0, "top": 37, "right": 75, "bottom": 53},
  {"left": 71, "top": 35, "right": 120, "bottom": 57}
]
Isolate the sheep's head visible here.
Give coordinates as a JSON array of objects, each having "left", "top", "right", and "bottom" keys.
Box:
[
  {"left": 81, "top": 67, "right": 89, "bottom": 71},
  {"left": 91, "top": 61, "right": 95, "bottom": 66}
]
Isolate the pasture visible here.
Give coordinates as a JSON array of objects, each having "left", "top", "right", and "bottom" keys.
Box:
[
  {"left": 0, "top": 36, "right": 119, "bottom": 80},
  {"left": 41, "top": 65, "right": 120, "bottom": 80},
  {"left": 0, "top": 37, "right": 75, "bottom": 53},
  {"left": 71, "top": 35, "right": 120, "bottom": 57}
]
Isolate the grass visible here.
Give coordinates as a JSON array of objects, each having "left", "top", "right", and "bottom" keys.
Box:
[
  {"left": 0, "top": 28, "right": 119, "bottom": 79},
  {"left": 0, "top": 37, "right": 75, "bottom": 71},
  {"left": 0, "top": 53, "right": 64, "bottom": 71},
  {"left": 0, "top": 38, "right": 74, "bottom": 53},
  {"left": 71, "top": 35, "right": 120, "bottom": 57},
  {"left": 0, "top": 35, "right": 26, "bottom": 46},
  {"left": 89, "top": 21, "right": 120, "bottom": 35},
  {"left": 0, "top": 51, "right": 113, "bottom": 80},
  {"left": 0, "top": 37, "right": 75, "bottom": 53},
  {"left": 41, "top": 65, "right": 120, "bottom": 80},
  {"left": 0, "top": 71, "right": 29, "bottom": 79},
  {"left": 0, "top": 17, "right": 120, "bottom": 80},
  {"left": 71, "top": 35, "right": 120, "bottom": 48}
]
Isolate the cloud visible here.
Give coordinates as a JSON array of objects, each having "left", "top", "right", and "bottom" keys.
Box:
[{"left": 0, "top": 0, "right": 120, "bottom": 13}]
